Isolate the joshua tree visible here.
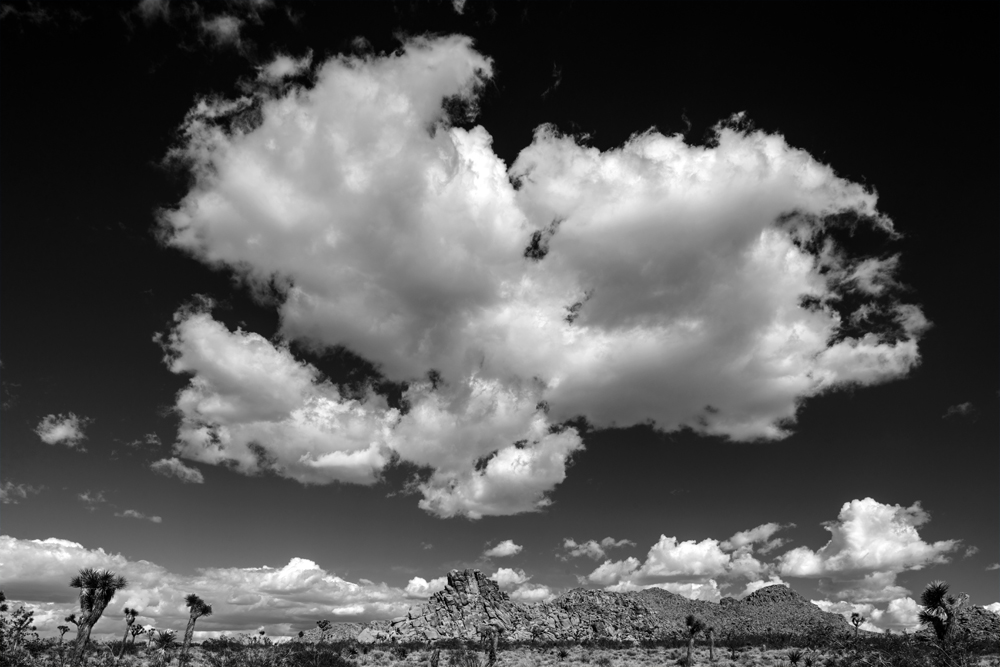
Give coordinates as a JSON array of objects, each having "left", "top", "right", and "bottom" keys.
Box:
[
  {"left": 128, "top": 623, "right": 144, "bottom": 645},
  {"left": 180, "top": 594, "right": 213, "bottom": 666},
  {"left": 69, "top": 568, "right": 128, "bottom": 666},
  {"left": 116, "top": 607, "right": 139, "bottom": 660},
  {"left": 918, "top": 580, "right": 968, "bottom": 642},
  {"left": 706, "top": 626, "right": 715, "bottom": 662},
  {"left": 685, "top": 614, "right": 705, "bottom": 666},
  {"left": 57, "top": 625, "right": 71, "bottom": 645},
  {"left": 851, "top": 612, "right": 864, "bottom": 638}
]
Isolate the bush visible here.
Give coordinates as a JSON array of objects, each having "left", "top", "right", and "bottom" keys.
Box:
[{"left": 447, "top": 648, "right": 481, "bottom": 667}]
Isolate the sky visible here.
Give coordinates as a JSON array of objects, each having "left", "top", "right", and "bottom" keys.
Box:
[{"left": 1, "top": 0, "right": 998, "bottom": 643}]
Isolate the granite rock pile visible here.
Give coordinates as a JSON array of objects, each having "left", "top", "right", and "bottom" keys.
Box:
[
  {"left": 344, "top": 569, "right": 999, "bottom": 645},
  {"left": 353, "top": 569, "right": 852, "bottom": 644}
]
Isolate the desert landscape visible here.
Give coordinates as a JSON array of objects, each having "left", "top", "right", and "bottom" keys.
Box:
[
  {"left": 2, "top": 5, "right": 997, "bottom": 667},
  {"left": 3, "top": 569, "right": 998, "bottom": 667}
]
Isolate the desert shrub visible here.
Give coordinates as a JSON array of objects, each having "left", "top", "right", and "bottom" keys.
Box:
[
  {"left": 595, "top": 655, "right": 612, "bottom": 667},
  {"left": 557, "top": 648, "right": 569, "bottom": 660},
  {"left": 447, "top": 648, "right": 481, "bottom": 667}
]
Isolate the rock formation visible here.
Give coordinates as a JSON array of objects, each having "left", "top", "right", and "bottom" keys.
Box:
[{"left": 352, "top": 569, "right": 853, "bottom": 644}]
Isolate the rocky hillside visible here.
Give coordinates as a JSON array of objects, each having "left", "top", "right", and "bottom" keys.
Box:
[
  {"left": 353, "top": 569, "right": 849, "bottom": 644},
  {"left": 343, "top": 569, "right": 999, "bottom": 645}
]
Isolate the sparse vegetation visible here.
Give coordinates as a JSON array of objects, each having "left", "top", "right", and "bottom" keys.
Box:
[{"left": 1, "top": 579, "right": 998, "bottom": 667}]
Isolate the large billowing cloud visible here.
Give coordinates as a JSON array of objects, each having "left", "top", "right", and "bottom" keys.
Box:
[
  {"left": 777, "top": 498, "right": 959, "bottom": 602},
  {"left": 159, "top": 307, "right": 582, "bottom": 518},
  {"left": 0, "top": 536, "right": 410, "bottom": 639},
  {"left": 158, "top": 35, "right": 926, "bottom": 516}
]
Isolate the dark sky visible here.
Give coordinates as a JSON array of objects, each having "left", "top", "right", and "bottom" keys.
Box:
[{"left": 1, "top": 0, "right": 997, "bottom": 640}]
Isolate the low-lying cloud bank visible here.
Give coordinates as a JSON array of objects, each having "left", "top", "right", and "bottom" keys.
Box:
[
  {"left": 581, "top": 498, "right": 989, "bottom": 633},
  {"left": 156, "top": 35, "right": 928, "bottom": 519},
  {"left": 0, "top": 535, "right": 409, "bottom": 640}
]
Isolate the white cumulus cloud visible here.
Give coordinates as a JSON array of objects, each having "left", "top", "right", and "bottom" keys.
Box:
[
  {"left": 35, "top": 413, "right": 90, "bottom": 448},
  {"left": 157, "top": 35, "right": 927, "bottom": 517},
  {"left": 150, "top": 457, "right": 205, "bottom": 484},
  {"left": 777, "top": 498, "right": 958, "bottom": 602},
  {"left": 404, "top": 576, "right": 447, "bottom": 599},
  {"left": 484, "top": 540, "right": 523, "bottom": 558},
  {"left": 489, "top": 567, "right": 529, "bottom": 588}
]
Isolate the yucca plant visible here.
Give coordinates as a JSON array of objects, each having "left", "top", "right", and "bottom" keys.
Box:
[
  {"left": 918, "top": 580, "right": 967, "bottom": 642},
  {"left": 179, "top": 593, "right": 213, "bottom": 666},
  {"left": 153, "top": 629, "right": 177, "bottom": 651},
  {"left": 116, "top": 607, "right": 139, "bottom": 660},
  {"left": 69, "top": 568, "right": 128, "bottom": 666}
]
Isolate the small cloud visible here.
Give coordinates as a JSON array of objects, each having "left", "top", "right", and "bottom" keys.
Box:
[
  {"left": 943, "top": 402, "right": 975, "bottom": 419},
  {"left": 985, "top": 602, "right": 1000, "bottom": 616},
  {"left": 0, "top": 481, "right": 42, "bottom": 504},
  {"left": 135, "top": 0, "right": 169, "bottom": 23},
  {"left": 964, "top": 546, "right": 979, "bottom": 558},
  {"left": 115, "top": 509, "right": 163, "bottom": 523},
  {"left": 78, "top": 490, "right": 107, "bottom": 509},
  {"left": 986, "top": 563, "right": 999, "bottom": 571},
  {"left": 35, "top": 413, "right": 91, "bottom": 448},
  {"left": 404, "top": 576, "right": 447, "bottom": 599},
  {"left": 258, "top": 51, "right": 311, "bottom": 82},
  {"left": 740, "top": 576, "right": 790, "bottom": 598},
  {"left": 489, "top": 567, "right": 529, "bottom": 589},
  {"left": 200, "top": 14, "right": 242, "bottom": 48},
  {"left": 483, "top": 539, "right": 522, "bottom": 558},
  {"left": 451, "top": 0, "right": 466, "bottom": 15},
  {"left": 562, "top": 537, "right": 634, "bottom": 560},
  {"left": 420, "top": 542, "right": 433, "bottom": 550},
  {"left": 151, "top": 457, "right": 205, "bottom": 484},
  {"left": 128, "top": 433, "right": 162, "bottom": 448},
  {"left": 508, "top": 583, "right": 554, "bottom": 604}
]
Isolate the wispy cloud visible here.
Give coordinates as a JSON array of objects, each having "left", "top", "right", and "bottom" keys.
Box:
[
  {"left": 128, "top": 432, "right": 162, "bottom": 448},
  {"left": 78, "top": 490, "right": 107, "bottom": 509},
  {"left": 115, "top": 509, "right": 163, "bottom": 523},
  {"left": 943, "top": 402, "right": 975, "bottom": 419},
  {"left": 0, "top": 481, "right": 43, "bottom": 504}
]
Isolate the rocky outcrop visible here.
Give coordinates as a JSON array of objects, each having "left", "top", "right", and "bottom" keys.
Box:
[
  {"left": 356, "top": 570, "right": 852, "bottom": 644},
  {"left": 314, "top": 572, "right": 1000, "bottom": 646}
]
